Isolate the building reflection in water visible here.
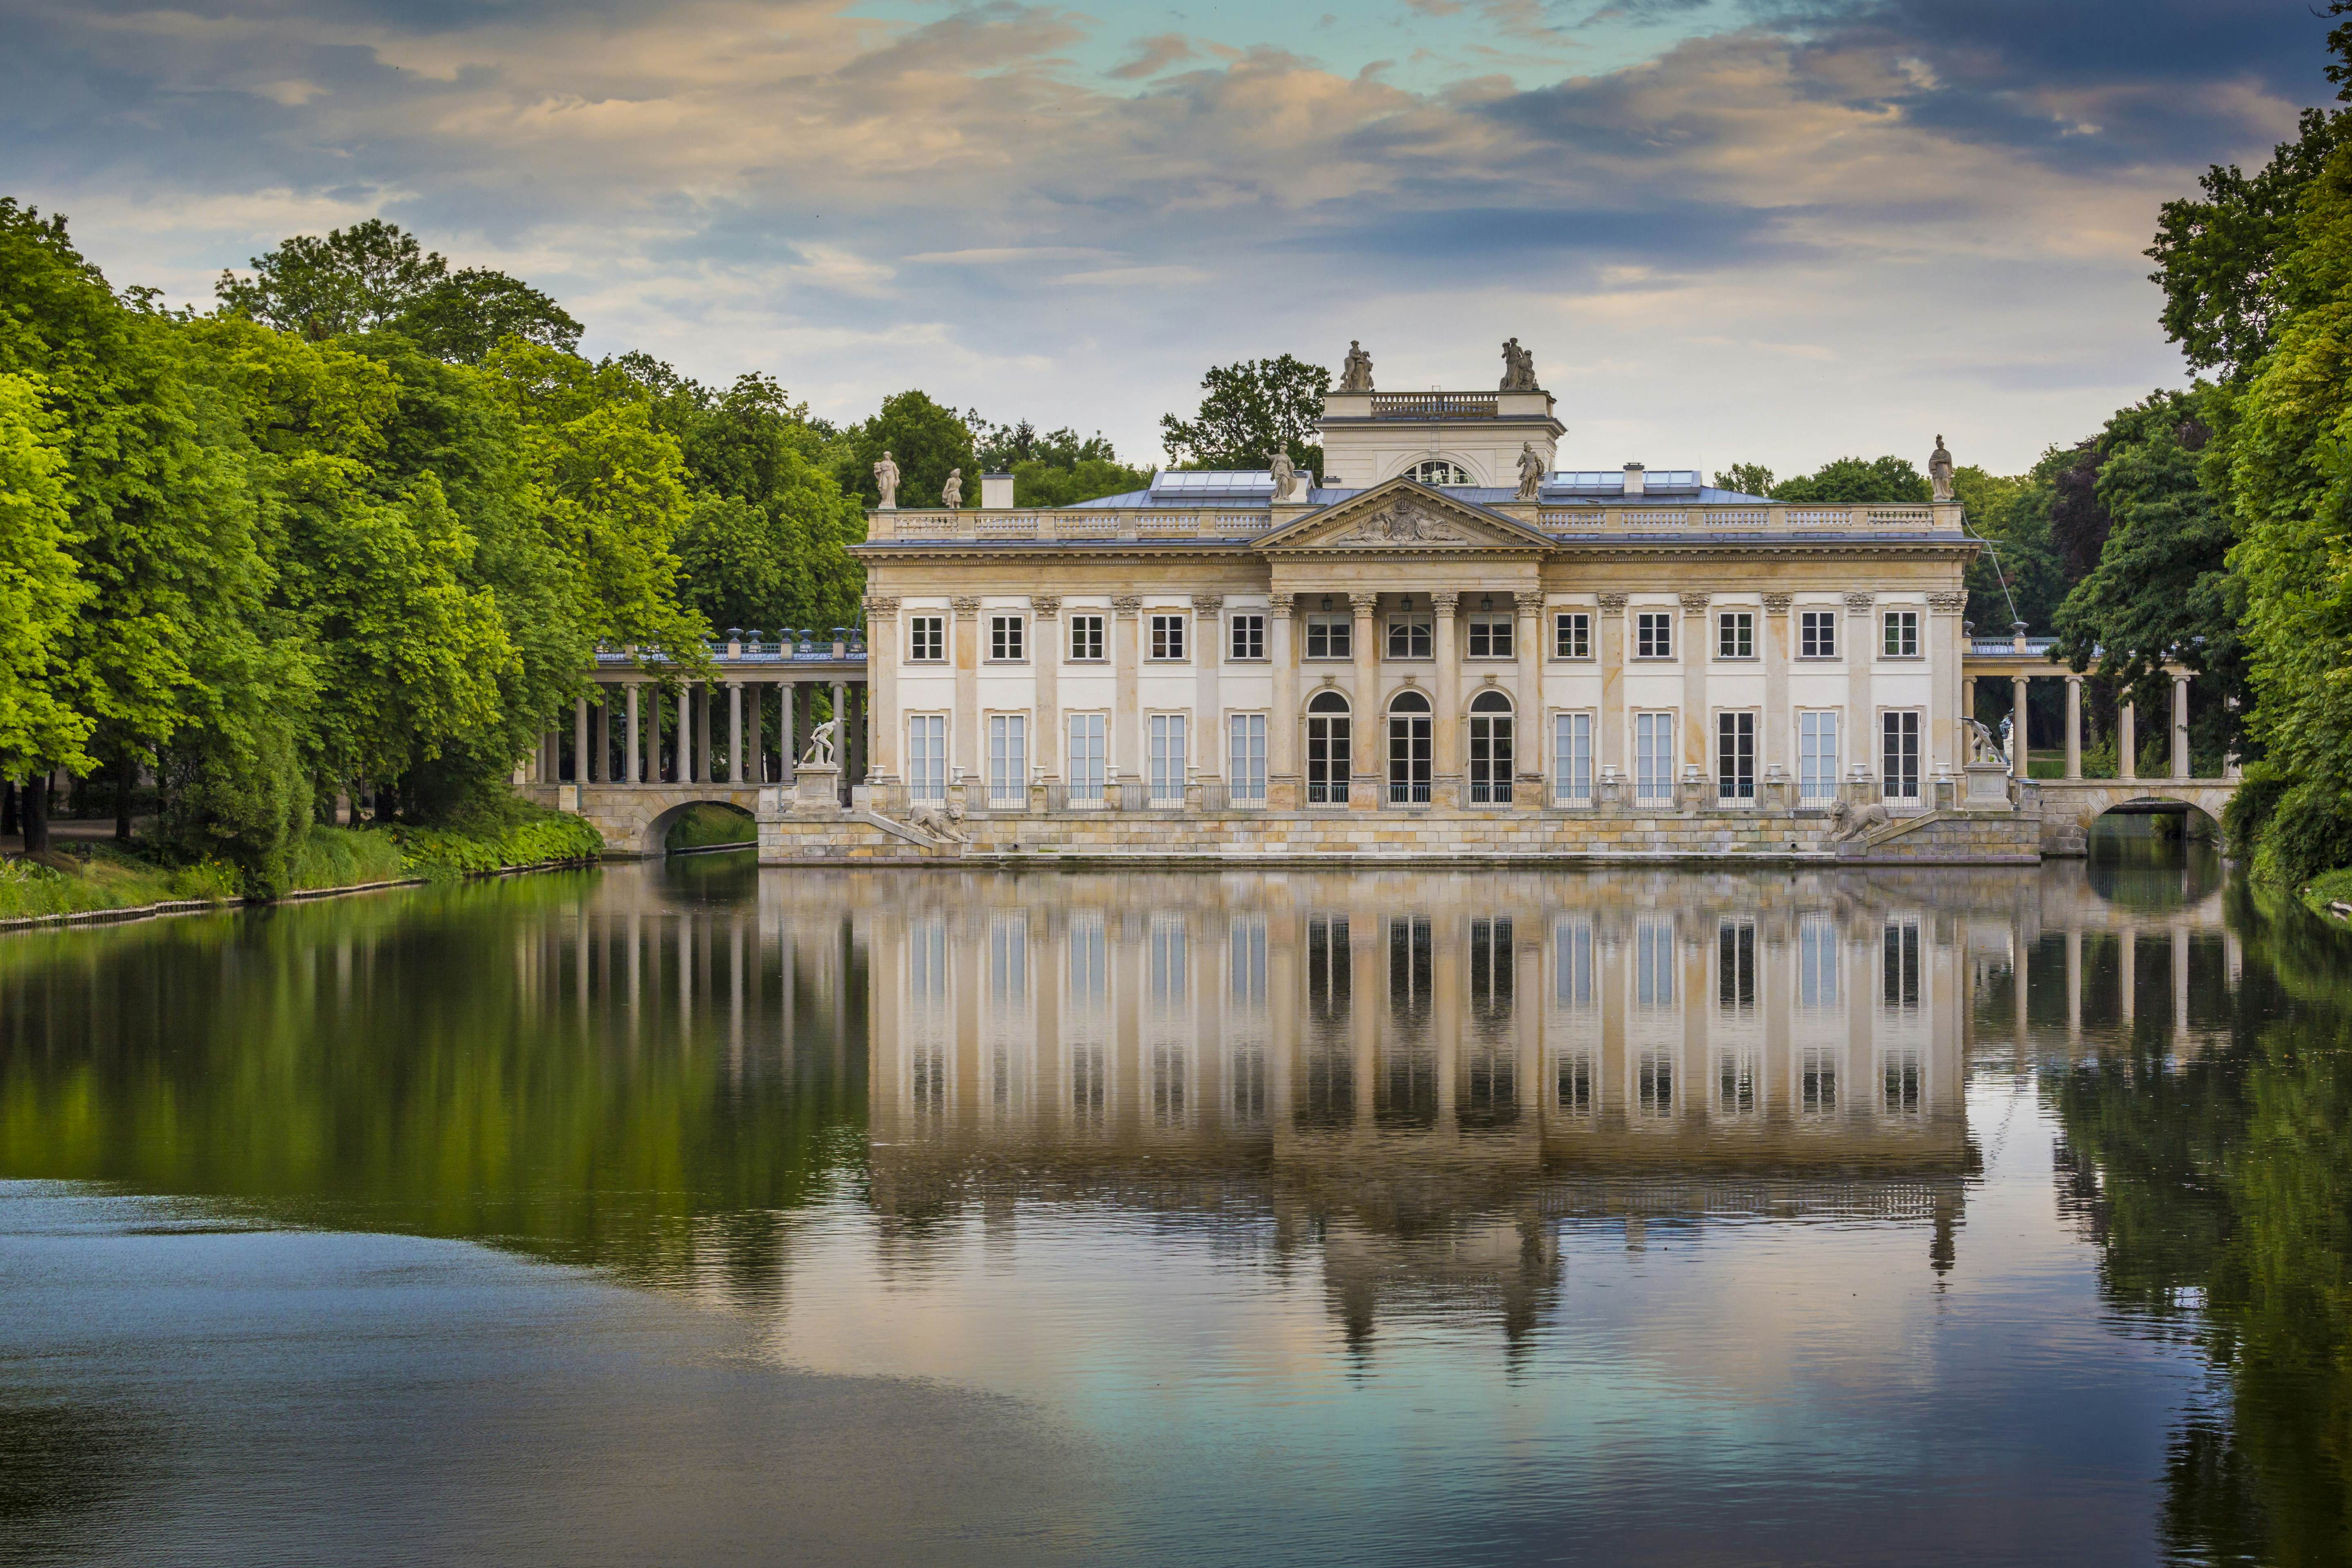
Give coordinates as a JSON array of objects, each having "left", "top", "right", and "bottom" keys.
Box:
[{"left": 857, "top": 871, "right": 2000, "bottom": 1344}]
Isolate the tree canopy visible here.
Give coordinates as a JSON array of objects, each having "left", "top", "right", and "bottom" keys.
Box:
[{"left": 1160, "top": 354, "right": 1329, "bottom": 474}]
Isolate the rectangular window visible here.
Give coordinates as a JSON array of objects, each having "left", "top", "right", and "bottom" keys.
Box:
[
  {"left": 1149, "top": 614, "right": 1186, "bottom": 661},
  {"left": 1069, "top": 614, "right": 1105, "bottom": 662},
  {"left": 1228, "top": 614, "right": 1264, "bottom": 662},
  {"left": 1717, "top": 610, "right": 1755, "bottom": 660},
  {"left": 909, "top": 615, "right": 945, "bottom": 663},
  {"left": 1228, "top": 714, "right": 1267, "bottom": 804},
  {"left": 1883, "top": 922, "right": 1921, "bottom": 1011},
  {"left": 1067, "top": 714, "right": 1107, "bottom": 804},
  {"left": 907, "top": 714, "right": 947, "bottom": 803},
  {"left": 987, "top": 714, "right": 1026, "bottom": 807},
  {"left": 1386, "top": 613, "right": 1432, "bottom": 659},
  {"left": 1636, "top": 611, "right": 1673, "bottom": 659},
  {"left": 1304, "top": 615, "right": 1351, "bottom": 659},
  {"left": 1552, "top": 712, "right": 1593, "bottom": 805},
  {"left": 1716, "top": 711, "right": 1756, "bottom": 800},
  {"left": 1467, "top": 616, "right": 1514, "bottom": 658},
  {"left": 1883, "top": 608, "right": 1920, "bottom": 658},
  {"left": 1553, "top": 612, "right": 1591, "bottom": 660},
  {"left": 1634, "top": 711, "right": 1676, "bottom": 804},
  {"left": 1799, "top": 711, "right": 1840, "bottom": 805},
  {"left": 1148, "top": 714, "right": 1187, "bottom": 805},
  {"left": 1800, "top": 610, "right": 1838, "bottom": 658},
  {"left": 1718, "top": 922, "right": 1757, "bottom": 1012},
  {"left": 1881, "top": 710, "right": 1921, "bottom": 799},
  {"left": 988, "top": 614, "right": 1024, "bottom": 662}
]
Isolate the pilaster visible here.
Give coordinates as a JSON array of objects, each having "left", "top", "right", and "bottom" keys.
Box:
[
  {"left": 1432, "top": 591, "right": 1462, "bottom": 806},
  {"left": 1113, "top": 595, "right": 1142, "bottom": 786},
  {"left": 863, "top": 595, "right": 900, "bottom": 784},
  {"left": 1031, "top": 595, "right": 1060, "bottom": 784},
  {"left": 1194, "top": 594, "right": 1224, "bottom": 786},
  {"left": 1844, "top": 593, "right": 1874, "bottom": 784},
  {"left": 1514, "top": 591, "right": 1543, "bottom": 809},
  {"left": 1348, "top": 591, "right": 1381, "bottom": 808},
  {"left": 1269, "top": 597, "right": 1299, "bottom": 809},
  {"left": 1597, "top": 592, "right": 1627, "bottom": 784},
  {"left": 1679, "top": 592, "right": 1710, "bottom": 784}
]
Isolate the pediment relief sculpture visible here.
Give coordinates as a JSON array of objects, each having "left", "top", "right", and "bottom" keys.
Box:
[{"left": 1331, "top": 500, "right": 1473, "bottom": 546}]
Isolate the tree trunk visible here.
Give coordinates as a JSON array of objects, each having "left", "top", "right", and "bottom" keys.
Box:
[
  {"left": 24, "top": 774, "right": 50, "bottom": 856},
  {"left": 115, "top": 750, "right": 136, "bottom": 842},
  {"left": 1, "top": 780, "right": 16, "bottom": 838},
  {"left": 349, "top": 782, "right": 366, "bottom": 828}
]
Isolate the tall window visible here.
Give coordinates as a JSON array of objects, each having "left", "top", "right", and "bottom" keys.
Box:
[
  {"left": 1554, "top": 612, "right": 1591, "bottom": 659},
  {"left": 1636, "top": 611, "right": 1673, "bottom": 659},
  {"left": 907, "top": 714, "right": 947, "bottom": 803},
  {"left": 1387, "top": 691, "right": 1432, "bottom": 805},
  {"left": 1067, "top": 713, "right": 1107, "bottom": 804},
  {"left": 1228, "top": 614, "right": 1264, "bottom": 661},
  {"left": 1717, "top": 711, "right": 1756, "bottom": 801},
  {"left": 1552, "top": 712, "right": 1593, "bottom": 805},
  {"left": 1468, "top": 691, "right": 1513, "bottom": 805},
  {"left": 909, "top": 615, "right": 945, "bottom": 662},
  {"left": 1149, "top": 614, "right": 1187, "bottom": 660},
  {"left": 1798, "top": 915, "right": 1840, "bottom": 1008},
  {"left": 1636, "top": 918, "right": 1676, "bottom": 1007},
  {"left": 1069, "top": 614, "right": 1105, "bottom": 661},
  {"left": 1148, "top": 714, "right": 1187, "bottom": 805},
  {"left": 988, "top": 614, "right": 1024, "bottom": 662},
  {"left": 1800, "top": 610, "right": 1837, "bottom": 658},
  {"left": 1306, "top": 691, "right": 1350, "bottom": 805},
  {"left": 1467, "top": 616, "right": 1514, "bottom": 657},
  {"left": 1799, "top": 711, "right": 1840, "bottom": 805},
  {"left": 1883, "top": 609, "right": 1921, "bottom": 658},
  {"left": 1386, "top": 611, "right": 1432, "bottom": 659},
  {"left": 1717, "top": 610, "right": 1755, "bottom": 659},
  {"left": 987, "top": 714, "right": 1026, "bottom": 807},
  {"left": 1635, "top": 711, "right": 1675, "bottom": 804},
  {"left": 1881, "top": 710, "right": 1921, "bottom": 800},
  {"left": 1304, "top": 615, "right": 1351, "bottom": 659},
  {"left": 1228, "top": 714, "right": 1267, "bottom": 804},
  {"left": 1717, "top": 922, "right": 1757, "bottom": 1011},
  {"left": 1883, "top": 921, "right": 1921, "bottom": 1011}
]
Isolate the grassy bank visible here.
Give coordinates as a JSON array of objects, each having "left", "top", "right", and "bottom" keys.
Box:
[
  {"left": 2304, "top": 868, "right": 2352, "bottom": 921},
  {"left": 2, "top": 805, "right": 605, "bottom": 923}
]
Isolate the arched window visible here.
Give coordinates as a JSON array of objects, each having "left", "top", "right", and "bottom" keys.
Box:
[
  {"left": 1306, "top": 690, "right": 1350, "bottom": 806},
  {"left": 1388, "top": 690, "right": 1432, "bottom": 804},
  {"left": 1407, "top": 459, "right": 1471, "bottom": 486},
  {"left": 1469, "top": 690, "right": 1514, "bottom": 805}
]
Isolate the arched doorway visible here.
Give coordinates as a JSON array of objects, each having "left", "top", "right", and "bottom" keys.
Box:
[
  {"left": 1306, "top": 691, "right": 1351, "bottom": 806},
  {"left": 1468, "top": 689, "right": 1514, "bottom": 805},
  {"left": 1389, "top": 690, "right": 1433, "bottom": 805}
]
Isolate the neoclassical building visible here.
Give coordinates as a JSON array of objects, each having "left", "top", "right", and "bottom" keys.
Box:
[{"left": 843, "top": 364, "right": 1992, "bottom": 858}]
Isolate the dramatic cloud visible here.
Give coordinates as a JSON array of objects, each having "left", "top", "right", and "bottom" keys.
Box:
[{"left": 1, "top": 0, "right": 2333, "bottom": 470}]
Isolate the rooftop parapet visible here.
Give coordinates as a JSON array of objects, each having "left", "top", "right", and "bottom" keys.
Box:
[{"left": 861, "top": 499, "right": 1968, "bottom": 545}]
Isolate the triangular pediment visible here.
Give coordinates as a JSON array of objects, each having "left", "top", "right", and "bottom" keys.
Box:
[{"left": 1258, "top": 478, "right": 1554, "bottom": 553}]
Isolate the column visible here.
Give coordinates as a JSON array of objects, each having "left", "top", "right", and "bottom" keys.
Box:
[
  {"left": 952, "top": 596, "right": 981, "bottom": 792},
  {"left": 696, "top": 682, "right": 713, "bottom": 783},
  {"left": 746, "top": 680, "right": 764, "bottom": 784},
  {"left": 2171, "top": 922, "right": 2190, "bottom": 1044},
  {"left": 1032, "top": 596, "right": 1061, "bottom": 786},
  {"left": 572, "top": 696, "right": 588, "bottom": 785},
  {"left": 1194, "top": 594, "right": 1224, "bottom": 789},
  {"left": 727, "top": 681, "right": 743, "bottom": 784},
  {"left": 850, "top": 684, "right": 868, "bottom": 787},
  {"left": 1113, "top": 595, "right": 1142, "bottom": 791},
  {"left": 1845, "top": 594, "right": 1874, "bottom": 789},
  {"left": 1762, "top": 594, "right": 1791, "bottom": 789},
  {"left": 1597, "top": 593, "right": 1627, "bottom": 784},
  {"left": 1349, "top": 591, "right": 1380, "bottom": 808},
  {"left": 2064, "top": 675, "right": 2083, "bottom": 779},
  {"left": 782, "top": 682, "right": 800, "bottom": 783},
  {"left": 863, "top": 595, "right": 899, "bottom": 784},
  {"left": 1927, "top": 591, "right": 1966, "bottom": 780},
  {"left": 1680, "top": 592, "right": 1709, "bottom": 801},
  {"left": 648, "top": 685, "right": 665, "bottom": 783},
  {"left": 2010, "top": 673, "right": 2030, "bottom": 781},
  {"left": 1269, "top": 597, "right": 1298, "bottom": 808},
  {"left": 625, "top": 682, "right": 641, "bottom": 784},
  {"left": 1431, "top": 591, "right": 1462, "bottom": 804},
  {"left": 1514, "top": 591, "right": 1543, "bottom": 809},
  {"left": 2119, "top": 930, "right": 2137, "bottom": 1028},
  {"left": 2171, "top": 670, "right": 2191, "bottom": 779},
  {"left": 2066, "top": 924, "right": 2082, "bottom": 1046},
  {"left": 2119, "top": 700, "right": 2137, "bottom": 781}
]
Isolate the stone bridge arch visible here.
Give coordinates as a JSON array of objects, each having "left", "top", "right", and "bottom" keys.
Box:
[
  {"left": 565, "top": 785, "right": 775, "bottom": 857},
  {"left": 2035, "top": 780, "right": 2237, "bottom": 857}
]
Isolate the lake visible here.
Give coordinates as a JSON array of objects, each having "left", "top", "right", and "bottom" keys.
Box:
[{"left": 3, "top": 830, "right": 2346, "bottom": 1566}]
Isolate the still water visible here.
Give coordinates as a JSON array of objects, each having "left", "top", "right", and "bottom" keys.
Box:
[{"left": 2, "top": 832, "right": 2346, "bottom": 1566}]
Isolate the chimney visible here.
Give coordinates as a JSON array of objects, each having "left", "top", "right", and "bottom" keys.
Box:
[
  {"left": 1622, "top": 462, "right": 1646, "bottom": 497},
  {"left": 981, "top": 471, "right": 1015, "bottom": 509}
]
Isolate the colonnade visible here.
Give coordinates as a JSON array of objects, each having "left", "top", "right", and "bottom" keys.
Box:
[
  {"left": 530, "top": 676, "right": 869, "bottom": 787},
  {"left": 1965, "top": 660, "right": 2201, "bottom": 782}
]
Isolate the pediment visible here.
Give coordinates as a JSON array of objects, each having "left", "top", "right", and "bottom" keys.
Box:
[{"left": 1258, "top": 478, "right": 1553, "bottom": 553}]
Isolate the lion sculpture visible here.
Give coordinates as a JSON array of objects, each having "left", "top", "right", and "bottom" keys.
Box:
[
  {"left": 1824, "top": 798, "right": 1890, "bottom": 845},
  {"left": 905, "top": 800, "right": 967, "bottom": 845}
]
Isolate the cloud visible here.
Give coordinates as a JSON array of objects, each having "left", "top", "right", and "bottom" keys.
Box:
[
  {"left": 1054, "top": 263, "right": 1210, "bottom": 286},
  {"left": 1108, "top": 33, "right": 1196, "bottom": 80}
]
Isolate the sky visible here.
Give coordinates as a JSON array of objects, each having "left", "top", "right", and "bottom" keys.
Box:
[{"left": 2, "top": 0, "right": 2336, "bottom": 477}]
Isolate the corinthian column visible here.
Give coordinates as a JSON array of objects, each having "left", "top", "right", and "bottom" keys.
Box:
[
  {"left": 863, "top": 595, "right": 899, "bottom": 784},
  {"left": 953, "top": 595, "right": 981, "bottom": 792},
  {"left": 1514, "top": 591, "right": 1543, "bottom": 809},
  {"left": 1031, "top": 596, "right": 1060, "bottom": 786},
  {"left": 1845, "top": 593, "right": 1875, "bottom": 790},
  {"left": 1194, "top": 594, "right": 1224, "bottom": 788},
  {"left": 1680, "top": 592, "right": 1710, "bottom": 802},
  {"left": 1113, "top": 595, "right": 1142, "bottom": 789},
  {"left": 1349, "top": 591, "right": 1380, "bottom": 808},
  {"left": 1928, "top": 590, "right": 1969, "bottom": 782},
  {"left": 1597, "top": 592, "right": 1627, "bottom": 785},
  {"left": 1763, "top": 594, "right": 1792, "bottom": 789},
  {"left": 1431, "top": 591, "right": 1462, "bottom": 806},
  {"left": 1269, "top": 596, "right": 1299, "bottom": 808}
]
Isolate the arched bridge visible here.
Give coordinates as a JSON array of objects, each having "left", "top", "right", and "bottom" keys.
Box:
[{"left": 2033, "top": 781, "right": 2234, "bottom": 856}]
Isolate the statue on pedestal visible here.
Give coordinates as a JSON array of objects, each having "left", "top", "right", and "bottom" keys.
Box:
[
  {"left": 872, "top": 451, "right": 900, "bottom": 509},
  {"left": 1270, "top": 450, "right": 1300, "bottom": 501},
  {"left": 1340, "top": 340, "right": 1374, "bottom": 392},
  {"left": 941, "top": 468, "right": 962, "bottom": 508},
  {"left": 1515, "top": 441, "right": 1545, "bottom": 500},
  {"left": 801, "top": 717, "right": 839, "bottom": 768},
  {"left": 1929, "top": 434, "right": 1955, "bottom": 502},
  {"left": 1500, "top": 338, "right": 1537, "bottom": 392}
]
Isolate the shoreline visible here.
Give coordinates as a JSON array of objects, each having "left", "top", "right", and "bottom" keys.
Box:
[{"left": 0, "top": 857, "right": 602, "bottom": 934}]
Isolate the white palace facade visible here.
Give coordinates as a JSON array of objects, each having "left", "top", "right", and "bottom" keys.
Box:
[{"left": 832, "top": 367, "right": 2021, "bottom": 863}]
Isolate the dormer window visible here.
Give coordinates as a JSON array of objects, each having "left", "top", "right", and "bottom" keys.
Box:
[{"left": 1407, "top": 459, "right": 1471, "bottom": 486}]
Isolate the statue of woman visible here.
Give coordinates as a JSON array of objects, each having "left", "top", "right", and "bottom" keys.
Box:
[
  {"left": 872, "top": 450, "right": 900, "bottom": 508},
  {"left": 941, "top": 468, "right": 962, "bottom": 508},
  {"left": 1270, "top": 450, "right": 1299, "bottom": 500},
  {"left": 1928, "top": 434, "right": 1955, "bottom": 503}
]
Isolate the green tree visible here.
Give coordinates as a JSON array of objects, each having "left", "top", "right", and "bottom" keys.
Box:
[
  {"left": 970, "top": 417, "right": 1151, "bottom": 505},
  {"left": 393, "top": 269, "right": 582, "bottom": 365},
  {"left": 1712, "top": 462, "right": 1774, "bottom": 498},
  {"left": 1950, "top": 461, "right": 2065, "bottom": 633},
  {"left": 1769, "top": 455, "right": 1931, "bottom": 504},
  {"left": 1159, "top": 354, "right": 1329, "bottom": 474},
  {"left": 0, "top": 372, "right": 95, "bottom": 788},
  {"left": 839, "top": 390, "right": 974, "bottom": 510}
]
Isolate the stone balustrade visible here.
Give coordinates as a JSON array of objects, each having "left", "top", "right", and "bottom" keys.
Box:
[{"left": 867, "top": 501, "right": 1961, "bottom": 544}]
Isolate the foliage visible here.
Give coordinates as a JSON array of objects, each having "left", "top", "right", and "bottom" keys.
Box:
[
  {"left": 1951, "top": 460, "right": 2064, "bottom": 634},
  {"left": 664, "top": 802, "right": 757, "bottom": 850},
  {"left": 837, "top": 389, "right": 974, "bottom": 510},
  {"left": 390, "top": 803, "right": 604, "bottom": 880},
  {"left": 1712, "top": 462, "right": 1774, "bottom": 498},
  {"left": 1159, "top": 354, "right": 1329, "bottom": 474},
  {"left": 970, "top": 417, "right": 1153, "bottom": 506},
  {"left": 0, "top": 371, "right": 95, "bottom": 779},
  {"left": 288, "top": 823, "right": 408, "bottom": 890},
  {"left": 1768, "top": 455, "right": 1930, "bottom": 504}
]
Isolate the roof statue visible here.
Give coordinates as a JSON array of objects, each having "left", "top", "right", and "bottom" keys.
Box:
[
  {"left": 1515, "top": 441, "right": 1544, "bottom": 501},
  {"left": 941, "top": 467, "right": 962, "bottom": 508},
  {"left": 1500, "top": 337, "right": 1537, "bottom": 392},
  {"left": 1928, "top": 433, "right": 1955, "bottom": 503},
  {"left": 1270, "top": 450, "right": 1301, "bottom": 501},
  {"left": 1340, "top": 340, "right": 1374, "bottom": 393},
  {"left": 873, "top": 450, "right": 900, "bottom": 509}
]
